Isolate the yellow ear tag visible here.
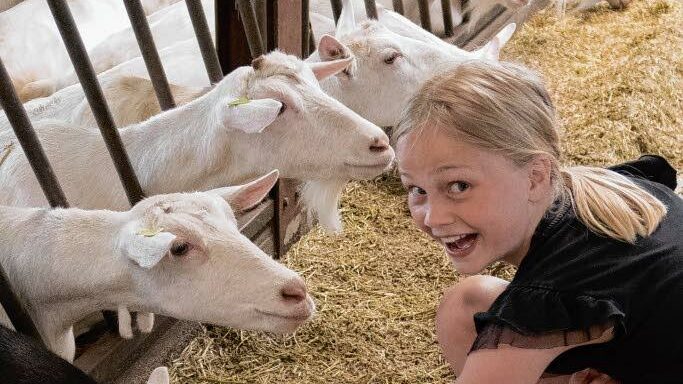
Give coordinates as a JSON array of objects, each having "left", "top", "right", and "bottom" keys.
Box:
[
  {"left": 228, "top": 97, "right": 250, "bottom": 107},
  {"left": 137, "top": 227, "right": 164, "bottom": 237}
]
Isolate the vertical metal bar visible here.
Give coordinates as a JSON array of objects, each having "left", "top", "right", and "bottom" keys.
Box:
[
  {"left": 123, "top": 0, "right": 175, "bottom": 110},
  {"left": 308, "top": 21, "right": 316, "bottom": 55},
  {"left": 461, "top": 0, "right": 471, "bottom": 23},
  {"left": 253, "top": 0, "right": 267, "bottom": 49},
  {"left": 46, "top": 0, "right": 145, "bottom": 206},
  {"left": 0, "top": 57, "right": 60, "bottom": 343},
  {"left": 417, "top": 0, "right": 432, "bottom": 32},
  {"left": 266, "top": 0, "right": 277, "bottom": 52},
  {"left": 392, "top": 0, "right": 404, "bottom": 14},
  {"left": 274, "top": 0, "right": 303, "bottom": 259},
  {"left": 364, "top": 0, "right": 377, "bottom": 19},
  {"left": 216, "top": 0, "right": 254, "bottom": 74},
  {"left": 441, "top": 0, "right": 454, "bottom": 36},
  {"left": 186, "top": 0, "right": 223, "bottom": 84},
  {"left": 277, "top": 0, "right": 302, "bottom": 56},
  {"left": 236, "top": 0, "right": 265, "bottom": 58},
  {"left": 302, "top": 0, "right": 310, "bottom": 57},
  {"left": 330, "top": 0, "right": 342, "bottom": 23}
]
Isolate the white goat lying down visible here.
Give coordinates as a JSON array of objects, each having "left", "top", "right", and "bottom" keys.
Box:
[
  {"left": 0, "top": 0, "right": 179, "bottom": 103},
  {"left": 0, "top": 170, "right": 315, "bottom": 362}
]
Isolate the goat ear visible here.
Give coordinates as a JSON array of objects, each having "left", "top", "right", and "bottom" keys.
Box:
[
  {"left": 211, "top": 170, "right": 280, "bottom": 212},
  {"left": 336, "top": 0, "right": 357, "bottom": 38},
  {"left": 318, "top": 34, "right": 348, "bottom": 61},
  {"left": 307, "top": 57, "right": 353, "bottom": 81},
  {"left": 146, "top": 367, "right": 170, "bottom": 384},
  {"left": 221, "top": 98, "right": 282, "bottom": 134},
  {"left": 119, "top": 222, "right": 176, "bottom": 269},
  {"left": 473, "top": 23, "right": 516, "bottom": 61}
]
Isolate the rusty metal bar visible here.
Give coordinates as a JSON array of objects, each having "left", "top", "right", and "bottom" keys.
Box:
[
  {"left": 364, "top": 0, "right": 378, "bottom": 19},
  {"left": 274, "top": 0, "right": 304, "bottom": 259},
  {"left": 453, "top": 4, "right": 505, "bottom": 48},
  {"left": 266, "top": 0, "right": 277, "bottom": 52},
  {"left": 123, "top": 0, "right": 175, "bottom": 110},
  {"left": 216, "top": 0, "right": 253, "bottom": 74},
  {"left": 302, "top": 0, "right": 311, "bottom": 56},
  {"left": 392, "top": 0, "right": 404, "bottom": 14},
  {"left": 441, "top": 0, "right": 454, "bottom": 36},
  {"left": 187, "top": 0, "right": 223, "bottom": 83},
  {"left": 277, "top": 0, "right": 303, "bottom": 56},
  {"left": 46, "top": 0, "right": 145, "bottom": 206},
  {"left": 237, "top": 0, "right": 265, "bottom": 58},
  {"left": 253, "top": 0, "right": 267, "bottom": 48},
  {"left": 461, "top": 0, "right": 471, "bottom": 23},
  {"left": 330, "top": 0, "right": 342, "bottom": 23},
  {"left": 308, "top": 21, "right": 316, "bottom": 56},
  {"left": 0, "top": 56, "right": 58, "bottom": 343},
  {"left": 417, "top": 0, "right": 432, "bottom": 32}
]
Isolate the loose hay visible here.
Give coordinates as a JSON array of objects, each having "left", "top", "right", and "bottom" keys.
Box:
[{"left": 170, "top": 1, "right": 682, "bottom": 382}]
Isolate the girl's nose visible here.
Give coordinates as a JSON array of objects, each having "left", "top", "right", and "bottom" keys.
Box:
[{"left": 424, "top": 200, "right": 455, "bottom": 229}]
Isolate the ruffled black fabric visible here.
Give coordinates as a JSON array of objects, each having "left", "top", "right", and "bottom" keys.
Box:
[
  {"left": 607, "top": 154, "right": 678, "bottom": 191},
  {"left": 471, "top": 286, "right": 626, "bottom": 351},
  {"left": 462, "top": 166, "right": 683, "bottom": 382}
]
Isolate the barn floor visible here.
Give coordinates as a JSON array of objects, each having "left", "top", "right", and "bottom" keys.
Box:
[{"left": 169, "top": 1, "right": 682, "bottom": 382}]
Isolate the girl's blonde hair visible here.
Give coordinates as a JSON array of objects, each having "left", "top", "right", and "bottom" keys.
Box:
[{"left": 394, "top": 60, "right": 667, "bottom": 243}]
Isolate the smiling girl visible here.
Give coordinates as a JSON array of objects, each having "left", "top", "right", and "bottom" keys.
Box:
[{"left": 393, "top": 60, "right": 682, "bottom": 384}]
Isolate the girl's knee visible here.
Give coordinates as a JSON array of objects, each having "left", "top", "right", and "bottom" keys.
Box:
[{"left": 438, "top": 275, "right": 508, "bottom": 319}]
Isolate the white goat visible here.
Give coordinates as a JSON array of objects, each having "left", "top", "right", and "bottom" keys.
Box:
[
  {"left": 0, "top": 51, "right": 393, "bottom": 224},
  {"left": 0, "top": 0, "right": 179, "bottom": 102},
  {"left": 1, "top": 52, "right": 392, "bottom": 339},
  {"left": 307, "top": 0, "right": 516, "bottom": 128},
  {"left": 0, "top": 169, "right": 315, "bottom": 362}
]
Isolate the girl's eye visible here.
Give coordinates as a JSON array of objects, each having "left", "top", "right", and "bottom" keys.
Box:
[
  {"left": 408, "top": 186, "right": 426, "bottom": 196},
  {"left": 449, "top": 181, "right": 470, "bottom": 194}
]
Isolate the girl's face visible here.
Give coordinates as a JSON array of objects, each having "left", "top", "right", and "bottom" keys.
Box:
[{"left": 397, "top": 126, "right": 545, "bottom": 274}]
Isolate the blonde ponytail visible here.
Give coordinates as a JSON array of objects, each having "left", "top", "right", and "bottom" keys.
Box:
[
  {"left": 396, "top": 60, "right": 668, "bottom": 244},
  {"left": 561, "top": 167, "right": 667, "bottom": 243}
]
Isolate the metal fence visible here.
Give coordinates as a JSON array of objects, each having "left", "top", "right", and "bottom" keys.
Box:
[{"left": 0, "top": 0, "right": 307, "bottom": 358}]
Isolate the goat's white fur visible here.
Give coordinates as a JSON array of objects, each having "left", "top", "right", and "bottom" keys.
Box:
[{"left": 0, "top": 170, "right": 315, "bottom": 361}]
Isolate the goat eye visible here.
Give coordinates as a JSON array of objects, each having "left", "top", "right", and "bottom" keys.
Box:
[
  {"left": 278, "top": 103, "right": 287, "bottom": 115},
  {"left": 384, "top": 52, "right": 401, "bottom": 65},
  {"left": 170, "top": 242, "right": 190, "bottom": 257}
]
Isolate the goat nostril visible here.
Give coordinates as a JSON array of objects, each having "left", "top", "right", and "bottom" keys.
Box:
[
  {"left": 280, "top": 281, "right": 307, "bottom": 303},
  {"left": 369, "top": 137, "right": 390, "bottom": 153}
]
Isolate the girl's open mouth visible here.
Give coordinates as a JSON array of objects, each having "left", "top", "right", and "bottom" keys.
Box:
[{"left": 442, "top": 233, "right": 478, "bottom": 258}]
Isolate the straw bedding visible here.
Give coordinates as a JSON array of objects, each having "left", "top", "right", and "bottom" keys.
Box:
[{"left": 169, "top": 1, "right": 682, "bottom": 382}]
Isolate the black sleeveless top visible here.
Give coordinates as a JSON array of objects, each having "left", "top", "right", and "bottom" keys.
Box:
[{"left": 471, "top": 156, "right": 682, "bottom": 383}]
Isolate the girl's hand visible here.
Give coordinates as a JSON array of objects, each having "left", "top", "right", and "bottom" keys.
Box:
[{"left": 569, "top": 368, "right": 620, "bottom": 384}]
